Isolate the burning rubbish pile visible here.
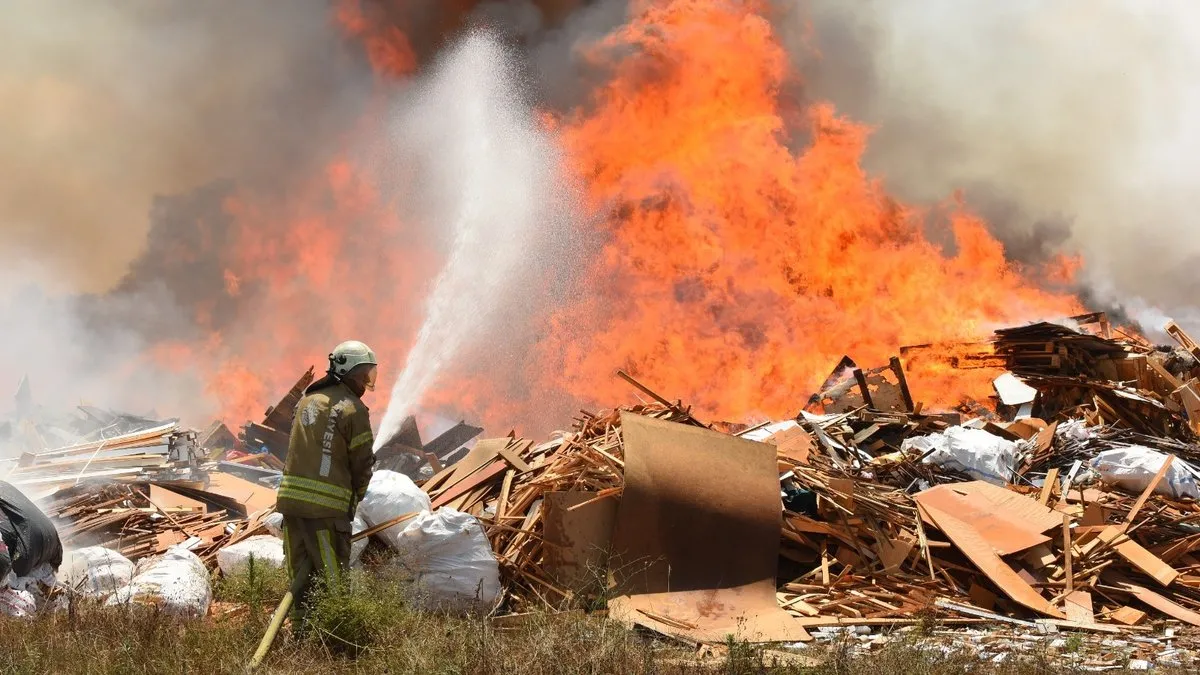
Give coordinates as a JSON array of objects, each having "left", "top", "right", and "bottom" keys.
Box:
[
  {"left": 11, "top": 308, "right": 1200, "bottom": 667},
  {"left": 399, "top": 311, "right": 1200, "bottom": 646}
]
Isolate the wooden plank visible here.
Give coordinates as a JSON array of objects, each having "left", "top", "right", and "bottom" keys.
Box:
[
  {"left": 878, "top": 535, "right": 915, "bottom": 574},
  {"left": 496, "top": 469, "right": 515, "bottom": 522},
  {"left": 1109, "top": 606, "right": 1147, "bottom": 626},
  {"left": 496, "top": 444, "right": 533, "bottom": 474},
  {"left": 149, "top": 485, "right": 206, "bottom": 513},
  {"left": 918, "top": 502, "right": 1064, "bottom": 618},
  {"left": 968, "top": 583, "right": 997, "bottom": 611},
  {"left": 428, "top": 438, "right": 508, "bottom": 497},
  {"left": 1063, "top": 590, "right": 1093, "bottom": 624},
  {"left": 770, "top": 426, "right": 815, "bottom": 464},
  {"left": 915, "top": 483, "right": 1054, "bottom": 556},
  {"left": 1063, "top": 515, "right": 1074, "bottom": 595},
  {"left": 1021, "top": 544, "right": 1056, "bottom": 570},
  {"left": 1166, "top": 321, "right": 1200, "bottom": 359},
  {"left": 430, "top": 460, "right": 507, "bottom": 509},
  {"left": 205, "top": 472, "right": 276, "bottom": 515},
  {"left": 1040, "top": 468, "right": 1060, "bottom": 505},
  {"left": 1112, "top": 579, "right": 1200, "bottom": 627},
  {"left": 1125, "top": 454, "right": 1175, "bottom": 526},
  {"left": 1174, "top": 382, "right": 1200, "bottom": 435},
  {"left": 1097, "top": 526, "right": 1178, "bottom": 587},
  {"left": 946, "top": 481, "right": 1063, "bottom": 533}
]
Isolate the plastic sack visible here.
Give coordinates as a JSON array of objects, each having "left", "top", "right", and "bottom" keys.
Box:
[
  {"left": 263, "top": 512, "right": 284, "bottom": 538},
  {"left": 356, "top": 470, "right": 432, "bottom": 550},
  {"left": 216, "top": 535, "right": 285, "bottom": 576},
  {"left": 1091, "top": 447, "right": 1200, "bottom": 500},
  {"left": 0, "top": 587, "right": 36, "bottom": 618},
  {"left": 1057, "top": 419, "right": 1095, "bottom": 443},
  {"left": 60, "top": 547, "right": 133, "bottom": 599},
  {"left": 0, "top": 480, "right": 63, "bottom": 577},
  {"left": 902, "top": 426, "right": 1019, "bottom": 485},
  {"left": 106, "top": 548, "right": 212, "bottom": 618},
  {"left": 388, "top": 508, "right": 500, "bottom": 612}
]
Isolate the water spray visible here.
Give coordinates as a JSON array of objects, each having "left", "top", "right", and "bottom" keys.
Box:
[{"left": 374, "top": 32, "right": 569, "bottom": 449}]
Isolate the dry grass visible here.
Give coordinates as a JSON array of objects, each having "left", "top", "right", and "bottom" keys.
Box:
[{"left": 0, "top": 570, "right": 1186, "bottom": 674}]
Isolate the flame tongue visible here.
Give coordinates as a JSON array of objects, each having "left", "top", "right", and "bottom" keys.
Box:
[
  {"left": 530, "top": 0, "right": 1081, "bottom": 420},
  {"left": 148, "top": 1, "right": 1081, "bottom": 432}
]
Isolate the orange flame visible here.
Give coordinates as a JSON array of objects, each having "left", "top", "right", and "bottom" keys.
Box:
[
  {"left": 531, "top": 0, "right": 1081, "bottom": 420},
  {"left": 153, "top": 0, "right": 1084, "bottom": 433}
]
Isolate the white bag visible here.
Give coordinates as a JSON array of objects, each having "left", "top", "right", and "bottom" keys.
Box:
[
  {"left": 356, "top": 470, "right": 432, "bottom": 550},
  {"left": 263, "top": 512, "right": 284, "bottom": 538},
  {"left": 388, "top": 508, "right": 500, "bottom": 612},
  {"left": 0, "top": 587, "right": 36, "bottom": 618},
  {"left": 1091, "top": 447, "right": 1200, "bottom": 500},
  {"left": 903, "top": 426, "right": 1020, "bottom": 485},
  {"left": 60, "top": 547, "right": 134, "bottom": 599},
  {"left": 106, "top": 548, "right": 212, "bottom": 618},
  {"left": 216, "top": 535, "right": 285, "bottom": 576}
]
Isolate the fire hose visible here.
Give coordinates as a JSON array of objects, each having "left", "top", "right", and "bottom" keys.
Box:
[{"left": 248, "top": 511, "right": 419, "bottom": 671}]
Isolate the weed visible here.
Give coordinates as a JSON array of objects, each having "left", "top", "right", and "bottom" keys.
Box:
[{"left": 1064, "top": 634, "right": 1083, "bottom": 653}]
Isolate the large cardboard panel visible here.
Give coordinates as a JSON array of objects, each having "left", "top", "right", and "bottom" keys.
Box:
[
  {"left": 608, "top": 413, "right": 809, "bottom": 643},
  {"left": 543, "top": 491, "right": 618, "bottom": 591}
]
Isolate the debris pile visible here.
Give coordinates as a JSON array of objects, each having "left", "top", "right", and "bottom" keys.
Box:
[
  {"left": 44, "top": 476, "right": 276, "bottom": 565},
  {"left": 3, "top": 423, "right": 207, "bottom": 497},
  {"left": 386, "top": 314, "right": 1200, "bottom": 645}
]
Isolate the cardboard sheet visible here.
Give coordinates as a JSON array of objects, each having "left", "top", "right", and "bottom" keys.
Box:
[
  {"left": 915, "top": 482, "right": 1057, "bottom": 556},
  {"left": 204, "top": 472, "right": 276, "bottom": 515},
  {"left": 608, "top": 413, "right": 810, "bottom": 643},
  {"left": 543, "top": 491, "right": 617, "bottom": 591},
  {"left": 918, "top": 501, "right": 1065, "bottom": 618}
]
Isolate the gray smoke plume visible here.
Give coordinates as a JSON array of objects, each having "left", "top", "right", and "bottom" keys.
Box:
[
  {"left": 777, "top": 0, "right": 1200, "bottom": 336},
  {"left": 0, "top": 0, "right": 375, "bottom": 423},
  {"left": 0, "top": 0, "right": 373, "bottom": 293}
]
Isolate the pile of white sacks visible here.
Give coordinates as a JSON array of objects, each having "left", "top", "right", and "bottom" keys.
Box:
[
  {"left": 1, "top": 471, "right": 500, "bottom": 619},
  {"left": 264, "top": 470, "right": 500, "bottom": 610}
]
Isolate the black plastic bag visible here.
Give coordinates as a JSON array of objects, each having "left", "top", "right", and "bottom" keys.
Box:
[{"left": 0, "top": 481, "right": 63, "bottom": 579}]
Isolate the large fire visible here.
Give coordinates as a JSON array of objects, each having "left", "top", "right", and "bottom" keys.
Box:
[{"left": 156, "top": 0, "right": 1083, "bottom": 433}]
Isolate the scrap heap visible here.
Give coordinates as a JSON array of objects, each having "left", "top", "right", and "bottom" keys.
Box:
[
  {"left": 2, "top": 366, "right": 484, "bottom": 571},
  {"left": 416, "top": 312, "right": 1200, "bottom": 642}
]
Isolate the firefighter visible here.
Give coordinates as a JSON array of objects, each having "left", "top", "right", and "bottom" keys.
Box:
[{"left": 277, "top": 340, "right": 377, "bottom": 630}]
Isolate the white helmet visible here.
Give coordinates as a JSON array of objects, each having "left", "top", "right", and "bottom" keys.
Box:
[{"left": 329, "top": 340, "right": 377, "bottom": 377}]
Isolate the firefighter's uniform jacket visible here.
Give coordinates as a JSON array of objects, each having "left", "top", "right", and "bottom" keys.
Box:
[
  {"left": 277, "top": 381, "right": 375, "bottom": 519},
  {"left": 276, "top": 379, "right": 374, "bottom": 622}
]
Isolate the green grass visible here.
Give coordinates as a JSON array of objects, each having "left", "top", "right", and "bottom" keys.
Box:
[{"left": 0, "top": 569, "right": 1187, "bottom": 674}]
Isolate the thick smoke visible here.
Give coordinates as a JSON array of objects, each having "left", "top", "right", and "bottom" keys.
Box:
[
  {"left": 777, "top": 0, "right": 1200, "bottom": 336},
  {"left": 0, "top": 0, "right": 372, "bottom": 292},
  {"left": 0, "top": 0, "right": 590, "bottom": 432},
  {"left": 0, "top": 0, "right": 374, "bottom": 422}
]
